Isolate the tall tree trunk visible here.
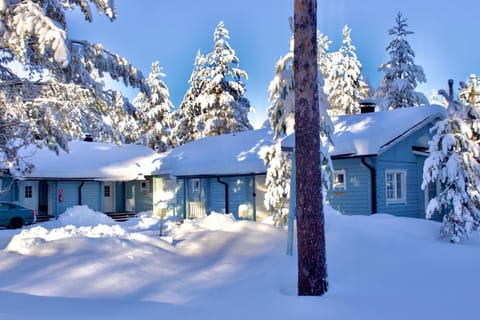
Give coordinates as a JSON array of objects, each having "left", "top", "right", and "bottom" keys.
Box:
[{"left": 293, "top": 0, "right": 328, "bottom": 296}]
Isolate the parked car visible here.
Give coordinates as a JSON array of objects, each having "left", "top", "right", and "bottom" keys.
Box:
[{"left": 0, "top": 201, "right": 36, "bottom": 229}]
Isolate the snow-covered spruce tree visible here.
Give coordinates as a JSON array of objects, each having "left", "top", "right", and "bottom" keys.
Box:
[
  {"left": 375, "top": 12, "right": 428, "bottom": 110},
  {"left": 262, "top": 31, "right": 333, "bottom": 226},
  {"left": 171, "top": 51, "right": 207, "bottom": 146},
  {"left": 316, "top": 30, "right": 332, "bottom": 81},
  {"left": 172, "top": 22, "right": 252, "bottom": 145},
  {"left": 201, "top": 21, "right": 252, "bottom": 135},
  {"left": 259, "top": 141, "right": 292, "bottom": 226},
  {"left": 0, "top": 0, "right": 146, "bottom": 173},
  {"left": 422, "top": 80, "right": 480, "bottom": 243},
  {"left": 325, "top": 25, "right": 369, "bottom": 115},
  {"left": 133, "top": 61, "right": 174, "bottom": 152}
]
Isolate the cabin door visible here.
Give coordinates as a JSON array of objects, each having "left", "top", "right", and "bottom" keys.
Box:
[
  {"left": 103, "top": 182, "right": 115, "bottom": 213},
  {"left": 19, "top": 181, "right": 39, "bottom": 213}
]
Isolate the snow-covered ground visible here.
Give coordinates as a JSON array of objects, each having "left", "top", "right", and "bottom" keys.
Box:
[{"left": 0, "top": 205, "right": 479, "bottom": 320}]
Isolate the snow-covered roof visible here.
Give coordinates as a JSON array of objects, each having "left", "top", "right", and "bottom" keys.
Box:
[
  {"left": 283, "top": 104, "right": 447, "bottom": 157},
  {"left": 154, "top": 128, "right": 274, "bottom": 177},
  {"left": 154, "top": 105, "right": 447, "bottom": 177},
  {"left": 15, "top": 141, "right": 160, "bottom": 181}
]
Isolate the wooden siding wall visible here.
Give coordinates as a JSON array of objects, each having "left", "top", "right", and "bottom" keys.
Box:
[
  {"left": 254, "top": 175, "right": 269, "bottom": 222},
  {"left": 134, "top": 179, "right": 153, "bottom": 213},
  {"left": 55, "top": 181, "right": 102, "bottom": 215},
  {"left": 47, "top": 181, "right": 57, "bottom": 216},
  {"left": 115, "top": 182, "right": 125, "bottom": 213},
  {"left": 375, "top": 125, "right": 432, "bottom": 218},
  {"left": 328, "top": 158, "right": 372, "bottom": 215},
  {"left": 152, "top": 176, "right": 178, "bottom": 218},
  {"left": 205, "top": 176, "right": 254, "bottom": 219},
  {"left": 167, "top": 176, "right": 257, "bottom": 220},
  {"left": 176, "top": 179, "right": 186, "bottom": 218},
  {"left": 207, "top": 178, "right": 226, "bottom": 214}
]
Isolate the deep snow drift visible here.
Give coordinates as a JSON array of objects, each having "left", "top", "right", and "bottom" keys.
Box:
[{"left": 0, "top": 205, "right": 479, "bottom": 320}]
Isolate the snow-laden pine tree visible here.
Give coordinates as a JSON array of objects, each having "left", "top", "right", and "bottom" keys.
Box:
[
  {"left": 422, "top": 80, "right": 480, "bottom": 243},
  {"left": 171, "top": 51, "right": 207, "bottom": 146},
  {"left": 262, "top": 31, "right": 333, "bottom": 226},
  {"left": 0, "top": 0, "right": 147, "bottom": 173},
  {"left": 172, "top": 21, "right": 252, "bottom": 145},
  {"left": 133, "top": 61, "right": 174, "bottom": 152},
  {"left": 375, "top": 12, "right": 428, "bottom": 110},
  {"left": 199, "top": 21, "right": 252, "bottom": 135},
  {"left": 316, "top": 31, "right": 332, "bottom": 80},
  {"left": 324, "top": 25, "right": 369, "bottom": 115}
]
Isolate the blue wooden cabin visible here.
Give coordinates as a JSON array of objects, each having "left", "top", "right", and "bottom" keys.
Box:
[
  {"left": 152, "top": 129, "right": 274, "bottom": 221},
  {"left": 286, "top": 104, "right": 447, "bottom": 218},
  {"left": 1, "top": 141, "right": 158, "bottom": 218}
]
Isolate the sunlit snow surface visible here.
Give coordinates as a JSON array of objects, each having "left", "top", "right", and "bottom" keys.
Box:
[{"left": 0, "top": 205, "right": 479, "bottom": 320}]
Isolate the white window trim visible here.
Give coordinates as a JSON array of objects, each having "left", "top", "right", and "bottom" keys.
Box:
[
  {"left": 140, "top": 181, "right": 150, "bottom": 193},
  {"left": 333, "top": 169, "right": 346, "bottom": 191},
  {"left": 385, "top": 169, "right": 407, "bottom": 205},
  {"left": 192, "top": 179, "right": 201, "bottom": 193}
]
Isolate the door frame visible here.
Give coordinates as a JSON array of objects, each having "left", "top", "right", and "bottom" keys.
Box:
[{"left": 103, "top": 182, "right": 116, "bottom": 213}]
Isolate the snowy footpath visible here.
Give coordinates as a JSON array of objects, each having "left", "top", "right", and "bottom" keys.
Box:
[{"left": 0, "top": 205, "right": 479, "bottom": 320}]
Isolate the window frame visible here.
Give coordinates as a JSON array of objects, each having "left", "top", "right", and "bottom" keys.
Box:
[
  {"left": 385, "top": 169, "right": 407, "bottom": 204},
  {"left": 24, "top": 185, "right": 33, "bottom": 199},
  {"left": 192, "top": 178, "right": 201, "bottom": 193},
  {"left": 104, "top": 185, "right": 111, "bottom": 197},
  {"left": 333, "top": 169, "right": 346, "bottom": 191},
  {"left": 140, "top": 181, "right": 150, "bottom": 193}
]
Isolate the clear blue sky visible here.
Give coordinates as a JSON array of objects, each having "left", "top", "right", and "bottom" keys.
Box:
[{"left": 67, "top": 0, "right": 479, "bottom": 127}]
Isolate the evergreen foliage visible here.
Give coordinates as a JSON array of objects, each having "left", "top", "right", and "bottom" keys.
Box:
[
  {"left": 172, "top": 21, "right": 252, "bottom": 146},
  {"left": 324, "top": 25, "right": 369, "bottom": 115},
  {"left": 262, "top": 31, "right": 333, "bottom": 226},
  {"left": 133, "top": 61, "right": 174, "bottom": 152},
  {"left": 0, "top": 0, "right": 147, "bottom": 172},
  {"left": 376, "top": 12, "right": 428, "bottom": 110},
  {"left": 171, "top": 51, "right": 207, "bottom": 146},
  {"left": 422, "top": 80, "right": 480, "bottom": 242}
]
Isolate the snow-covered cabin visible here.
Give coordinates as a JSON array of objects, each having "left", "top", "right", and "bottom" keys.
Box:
[
  {"left": 284, "top": 104, "right": 447, "bottom": 218},
  {"left": 1, "top": 141, "right": 159, "bottom": 218},
  {"left": 154, "top": 104, "right": 447, "bottom": 221},
  {"left": 152, "top": 128, "right": 275, "bottom": 221}
]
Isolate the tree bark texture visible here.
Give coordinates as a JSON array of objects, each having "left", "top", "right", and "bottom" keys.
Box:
[{"left": 293, "top": 0, "right": 328, "bottom": 296}]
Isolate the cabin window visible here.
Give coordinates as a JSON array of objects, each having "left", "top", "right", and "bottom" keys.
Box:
[
  {"left": 385, "top": 170, "right": 407, "bottom": 204},
  {"left": 333, "top": 170, "right": 346, "bottom": 190},
  {"left": 104, "top": 185, "right": 111, "bottom": 197},
  {"left": 140, "top": 181, "right": 149, "bottom": 193},
  {"left": 192, "top": 179, "right": 200, "bottom": 193},
  {"left": 24, "top": 185, "right": 33, "bottom": 199}
]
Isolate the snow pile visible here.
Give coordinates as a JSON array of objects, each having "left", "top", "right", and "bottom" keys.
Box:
[
  {"left": 56, "top": 205, "right": 116, "bottom": 227},
  {"left": 0, "top": 204, "right": 480, "bottom": 319},
  {"left": 175, "top": 212, "right": 236, "bottom": 232},
  {"left": 5, "top": 206, "right": 123, "bottom": 255},
  {"left": 4, "top": 207, "right": 238, "bottom": 256},
  {"left": 189, "top": 211, "right": 236, "bottom": 230},
  {"left": 120, "top": 211, "right": 161, "bottom": 231}
]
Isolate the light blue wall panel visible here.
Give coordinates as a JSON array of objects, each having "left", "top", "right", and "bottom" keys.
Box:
[
  {"left": 134, "top": 179, "right": 153, "bottom": 213},
  {"left": 328, "top": 158, "right": 372, "bottom": 215}
]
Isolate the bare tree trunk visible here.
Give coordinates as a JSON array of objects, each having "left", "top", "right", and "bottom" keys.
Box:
[{"left": 293, "top": 0, "right": 328, "bottom": 296}]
